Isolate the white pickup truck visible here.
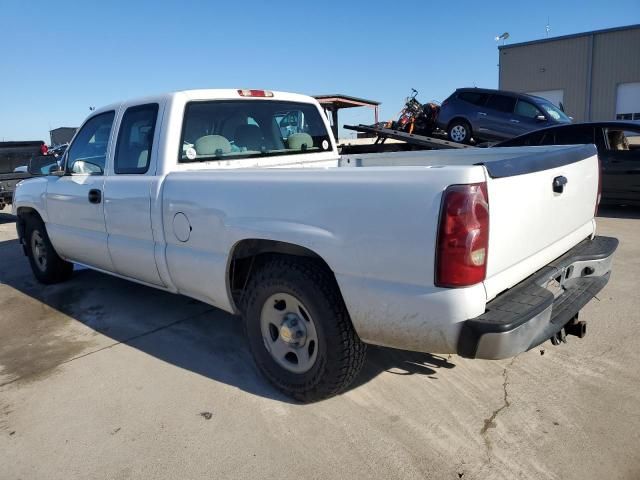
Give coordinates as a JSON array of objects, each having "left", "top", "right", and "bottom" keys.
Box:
[{"left": 13, "top": 89, "right": 617, "bottom": 401}]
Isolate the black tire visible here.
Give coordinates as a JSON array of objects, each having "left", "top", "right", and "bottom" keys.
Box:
[
  {"left": 23, "top": 215, "right": 73, "bottom": 284},
  {"left": 447, "top": 119, "right": 472, "bottom": 144},
  {"left": 243, "top": 257, "right": 366, "bottom": 402}
]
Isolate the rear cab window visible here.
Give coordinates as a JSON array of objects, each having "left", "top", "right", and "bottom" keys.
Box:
[{"left": 179, "top": 100, "right": 333, "bottom": 163}]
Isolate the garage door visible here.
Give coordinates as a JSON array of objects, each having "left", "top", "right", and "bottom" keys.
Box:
[
  {"left": 526, "top": 89, "right": 564, "bottom": 108},
  {"left": 616, "top": 82, "right": 640, "bottom": 120}
]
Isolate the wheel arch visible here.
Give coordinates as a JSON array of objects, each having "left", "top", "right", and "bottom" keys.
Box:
[
  {"left": 447, "top": 116, "right": 472, "bottom": 133},
  {"left": 226, "top": 238, "right": 340, "bottom": 314},
  {"left": 15, "top": 206, "right": 45, "bottom": 251}
]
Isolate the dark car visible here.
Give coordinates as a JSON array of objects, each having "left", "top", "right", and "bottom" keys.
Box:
[
  {"left": 0, "top": 141, "right": 48, "bottom": 209},
  {"left": 494, "top": 121, "right": 640, "bottom": 206},
  {"left": 436, "top": 88, "right": 572, "bottom": 144}
]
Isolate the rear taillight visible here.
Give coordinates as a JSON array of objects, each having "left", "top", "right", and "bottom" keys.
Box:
[
  {"left": 40, "top": 144, "right": 48, "bottom": 155},
  {"left": 435, "top": 182, "right": 489, "bottom": 288},
  {"left": 595, "top": 156, "right": 602, "bottom": 216},
  {"left": 237, "top": 89, "right": 274, "bottom": 98}
]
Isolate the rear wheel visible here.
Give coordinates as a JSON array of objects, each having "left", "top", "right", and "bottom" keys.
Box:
[
  {"left": 243, "top": 257, "right": 366, "bottom": 402},
  {"left": 24, "top": 215, "right": 73, "bottom": 284},
  {"left": 448, "top": 120, "right": 472, "bottom": 144}
]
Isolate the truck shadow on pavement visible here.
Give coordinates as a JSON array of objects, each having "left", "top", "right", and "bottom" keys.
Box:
[
  {"left": 0, "top": 237, "right": 455, "bottom": 402},
  {"left": 597, "top": 205, "right": 640, "bottom": 219},
  {"left": 0, "top": 212, "right": 16, "bottom": 225}
]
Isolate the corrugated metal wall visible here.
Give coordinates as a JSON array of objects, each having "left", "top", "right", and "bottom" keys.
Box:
[
  {"left": 499, "top": 26, "right": 640, "bottom": 122},
  {"left": 499, "top": 36, "right": 590, "bottom": 121},
  {"left": 591, "top": 28, "right": 640, "bottom": 120}
]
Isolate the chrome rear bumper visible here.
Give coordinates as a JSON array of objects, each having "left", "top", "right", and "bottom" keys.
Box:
[{"left": 458, "top": 236, "right": 618, "bottom": 359}]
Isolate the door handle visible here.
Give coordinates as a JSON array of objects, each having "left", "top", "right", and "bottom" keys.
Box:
[
  {"left": 478, "top": 112, "right": 487, "bottom": 116},
  {"left": 510, "top": 119, "right": 520, "bottom": 123},
  {"left": 88, "top": 189, "right": 102, "bottom": 204},
  {"left": 553, "top": 176, "right": 568, "bottom": 194}
]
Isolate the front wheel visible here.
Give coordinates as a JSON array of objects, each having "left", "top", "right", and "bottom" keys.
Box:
[
  {"left": 448, "top": 120, "right": 472, "bottom": 144},
  {"left": 24, "top": 215, "right": 73, "bottom": 284},
  {"left": 243, "top": 257, "right": 366, "bottom": 402}
]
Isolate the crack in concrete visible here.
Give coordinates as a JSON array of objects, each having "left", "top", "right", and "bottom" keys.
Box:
[
  {"left": 0, "top": 308, "right": 215, "bottom": 389},
  {"left": 480, "top": 355, "right": 518, "bottom": 462},
  {"left": 585, "top": 345, "right": 614, "bottom": 361}
]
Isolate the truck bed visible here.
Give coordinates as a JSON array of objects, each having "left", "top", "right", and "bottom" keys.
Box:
[{"left": 162, "top": 144, "right": 599, "bottom": 353}]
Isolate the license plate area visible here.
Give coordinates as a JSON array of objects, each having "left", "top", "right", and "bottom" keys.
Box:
[{"left": 545, "top": 265, "right": 574, "bottom": 299}]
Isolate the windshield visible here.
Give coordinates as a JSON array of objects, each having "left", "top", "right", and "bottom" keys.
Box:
[
  {"left": 179, "top": 100, "right": 333, "bottom": 163},
  {"left": 538, "top": 100, "right": 571, "bottom": 123}
]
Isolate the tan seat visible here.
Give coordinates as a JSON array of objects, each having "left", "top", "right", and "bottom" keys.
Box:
[
  {"left": 287, "top": 133, "right": 313, "bottom": 150},
  {"left": 195, "top": 135, "right": 232, "bottom": 156}
]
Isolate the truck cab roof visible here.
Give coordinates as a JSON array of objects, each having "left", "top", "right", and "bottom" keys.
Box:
[{"left": 91, "top": 89, "right": 322, "bottom": 117}]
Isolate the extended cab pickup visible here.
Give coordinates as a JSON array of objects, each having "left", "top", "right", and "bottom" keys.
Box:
[{"left": 13, "top": 89, "right": 617, "bottom": 401}]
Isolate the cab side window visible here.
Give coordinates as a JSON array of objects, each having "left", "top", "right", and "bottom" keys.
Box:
[
  {"left": 114, "top": 104, "right": 159, "bottom": 174},
  {"left": 67, "top": 111, "right": 115, "bottom": 175}
]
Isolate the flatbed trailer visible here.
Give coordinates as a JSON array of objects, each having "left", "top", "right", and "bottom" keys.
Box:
[{"left": 343, "top": 124, "right": 474, "bottom": 151}]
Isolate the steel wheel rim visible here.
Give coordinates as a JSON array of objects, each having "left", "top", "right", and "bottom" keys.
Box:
[
  {"left": 31, "top": 230, "right": 47, "bottom": 272},
  {"left": 451, "top": 125, "right": 466, "bottom": 142},
  {"left": 260, "top": 292, "right": 319, "bottom": 374}
]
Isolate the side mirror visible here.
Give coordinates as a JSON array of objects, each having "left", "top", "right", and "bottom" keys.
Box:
[
  {"left": 535, "top": 115, "right": 547, "bottom": 122},
  {"left": 49, "top": 164, "right": 65, "bottom": 176}
]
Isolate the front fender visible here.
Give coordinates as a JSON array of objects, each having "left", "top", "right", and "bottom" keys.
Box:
[{"left": 13, "top": 177, "right": 49, "bottom": 222}]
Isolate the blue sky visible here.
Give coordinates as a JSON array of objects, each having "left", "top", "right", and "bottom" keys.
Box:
[{"left": 1, "top": 0, "right": 639, "bottom": 142}]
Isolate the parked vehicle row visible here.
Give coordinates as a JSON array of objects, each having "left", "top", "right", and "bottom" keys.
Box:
[
  {"left": 0, "top": 141, "right": 50, "bottom": 210},
  {"left": 13, "top": 88, "right": 616, "bottom": 401},
  {"left": 381, "top": 87, "right": 572, "bottom": 145},
  {"left": 495, "top": 121, "right": 640, "bottom": 206},
  {"left": 377, "top": 87, "right": 638, "bottom": 206},
  {"left": 0, "top": 141, "right": 69, "bottom": 210}
]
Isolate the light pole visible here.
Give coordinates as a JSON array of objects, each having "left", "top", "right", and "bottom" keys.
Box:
[
  {"left": 495, "top": 33, "right": 509, "bottom": 89},
  {"left": 494, "top": 32, "right": 510, "bottom": 46}
]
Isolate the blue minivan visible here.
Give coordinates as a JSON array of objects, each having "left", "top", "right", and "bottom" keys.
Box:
[{"left": 436, "top": 88, "right": 572, "bottom": 144}]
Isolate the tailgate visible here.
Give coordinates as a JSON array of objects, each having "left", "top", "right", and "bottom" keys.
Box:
[{"left": 483, "top": 145, "right": 599, "bottom": 300}]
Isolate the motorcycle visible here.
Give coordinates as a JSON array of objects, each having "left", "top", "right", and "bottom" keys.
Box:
[{"left": 389, "top": 89, "right": 440, "bottom": 136}]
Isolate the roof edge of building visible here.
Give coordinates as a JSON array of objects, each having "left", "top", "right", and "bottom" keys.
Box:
[{"left": 498, "top": 23, "right": 640, "bottom": 50}]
